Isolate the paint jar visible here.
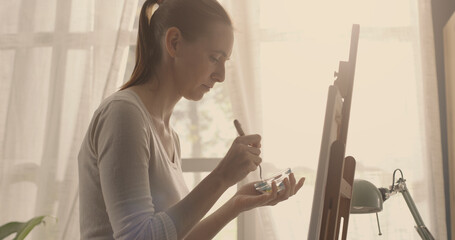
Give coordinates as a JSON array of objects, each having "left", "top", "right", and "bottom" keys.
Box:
[{"left": 254, "top": 168, "right": 292, "bottom": 193}]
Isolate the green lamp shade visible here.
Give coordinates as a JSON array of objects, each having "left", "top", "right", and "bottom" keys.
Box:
[{"left": 350, "top": 179, "right": 383, "bottom": 214}]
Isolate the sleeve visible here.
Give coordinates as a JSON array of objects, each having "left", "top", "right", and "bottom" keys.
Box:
[{"left": 94, "top": 100, "right": 178, "bottom": 240}]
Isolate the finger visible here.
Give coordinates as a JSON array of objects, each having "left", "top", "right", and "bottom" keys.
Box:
[
  {"left": 289, "top": 173, "right": 297, "bottom": 195},
  {"left": 247, "top": 147, "right": 261, "bottom": 156},
  {"left": 270, "top": 181, "right": 278, "bottom": 198},
  {"left": 268, "top": 179, "right": 291, "bottom": 206},
  {"left": 294, "top": 177, "right": 305, "bottom": 193},
  {"left": 251, "top": 142, "right": 261, "bottom": 148},
  {"left": 235, "top": 134, "right": 261, "bottom": 146},
  {"left": 250, "top": 155, "right": 262, "bottom": 166},
  {"left": 267, "top": 181, "right": 279, "bottom": 204},
  {"left": 280, "top": 178, "right": 291, "bottom": 200},
  {"left": 243, "top": 151, "right": 261, "bottom": 165}
]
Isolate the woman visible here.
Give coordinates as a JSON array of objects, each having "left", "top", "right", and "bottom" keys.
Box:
[{"left": 78, "top": 0, "right": 305, "bottom": 239}]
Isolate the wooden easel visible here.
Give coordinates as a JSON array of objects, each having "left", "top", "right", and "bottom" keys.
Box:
[
  {"left": 319, "top": 141, "right": 356, "bottom": 240},
  {"left": 318, "top": 24, "right": 359, "bottom": 240}
]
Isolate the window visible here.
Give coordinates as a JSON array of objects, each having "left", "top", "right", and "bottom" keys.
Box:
[{"left": 259, "top": 0, "right": 430, "bottom": 239}]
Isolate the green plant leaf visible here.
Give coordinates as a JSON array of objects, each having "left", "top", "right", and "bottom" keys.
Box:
[
  {"left": 15, "top": 216, "right": 47, "bottom": 240},
  {"left": 0, "top": 221, "right": 25, "bottom": 239},
  {"left": 0, "top": 216, "right": 47, "bottom": 240}
]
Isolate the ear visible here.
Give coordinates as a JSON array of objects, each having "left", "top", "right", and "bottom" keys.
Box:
[{"left": 164, "top": 27, "right": 182, "bottom": 58}]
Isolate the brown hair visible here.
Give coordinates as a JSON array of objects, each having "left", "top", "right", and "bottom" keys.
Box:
[{"left": 120, "top": 0, "right": 232, "bottom": 90}]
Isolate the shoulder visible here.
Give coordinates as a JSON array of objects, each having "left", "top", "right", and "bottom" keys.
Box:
[
  {"left": 97, "top": 90, "right": 146, "bottom": 121},
  {"left": 90, "top": 90, "right": 151, "bottom": 136},
  {"left": 81, "top": 90, "right": 152, "bottom": 161}
]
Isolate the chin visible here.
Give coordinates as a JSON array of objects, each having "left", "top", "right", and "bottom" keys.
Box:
[{"left": 184, "top": 93, "right": 205, "bottom": 101}]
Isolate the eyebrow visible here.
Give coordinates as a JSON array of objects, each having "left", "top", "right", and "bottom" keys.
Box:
[{"left": 211, "top": 50, "right": 230, "bottom": 60}]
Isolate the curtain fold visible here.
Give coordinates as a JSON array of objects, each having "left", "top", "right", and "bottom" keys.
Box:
[
  {"left": 222, "top": 1, "right": 278, "bottom": 239},
  {"left": 443, "top": 10, "right": 455, "bottom": 240},
  {"left": 416, "top": 0, "right": 448, "bottom": 238},
  {"left": 0, "top": 0, "right": 138, "bottom": 239}
]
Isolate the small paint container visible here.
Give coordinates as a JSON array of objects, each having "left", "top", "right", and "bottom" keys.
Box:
[{"left": 254, "top": 168, "right": 292, "bottom": 193}]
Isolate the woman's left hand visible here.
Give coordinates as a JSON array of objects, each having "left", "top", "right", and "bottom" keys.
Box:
[{"left": 229, "top": 173, "right": 305, "bottom": 214}]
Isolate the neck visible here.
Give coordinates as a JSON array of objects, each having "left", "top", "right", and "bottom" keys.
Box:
[{"left": 130, "top": 65, "right": 182, "bottom": 127}]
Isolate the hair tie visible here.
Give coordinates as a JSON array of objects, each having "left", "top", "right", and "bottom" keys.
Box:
[{"left": 145, "top": 0, "right": 160, "bottom": 24}]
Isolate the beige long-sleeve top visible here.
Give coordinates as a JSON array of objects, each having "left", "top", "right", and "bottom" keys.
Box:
[{"left": 78, "top": 89, "right": 189, "bottom": 240}]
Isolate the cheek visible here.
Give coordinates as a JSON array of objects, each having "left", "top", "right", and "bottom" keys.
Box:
[
  {"left": 176, "top": 63, "right": 206, "bottom": 95},
  {"left": 188, "top": 59, "right": 212, "bottom": 82},
  {"left": 175, "top": 52, "right": 213, "bottom": 91}
]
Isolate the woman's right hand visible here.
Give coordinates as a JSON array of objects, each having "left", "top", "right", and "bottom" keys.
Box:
[{"left": 213, "top": 134, "right": 262, "bottom": 187}]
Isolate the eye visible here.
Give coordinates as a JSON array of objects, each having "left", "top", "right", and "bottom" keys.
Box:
[{"left": 210, "top": 56, "right": 220, "bottom": 63}]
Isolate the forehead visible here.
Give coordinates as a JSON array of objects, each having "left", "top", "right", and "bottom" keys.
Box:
[{"left": 198, "top": 23, "right": 234, "bottom": 57}]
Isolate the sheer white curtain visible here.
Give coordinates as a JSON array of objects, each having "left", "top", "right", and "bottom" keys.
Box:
[
  {"left": 417, "top": 0, "right": 447, "bottom": 237},
  {"left": 0, "top": 0, "right": 138, "bottom": 239},
  {"left": 222, "top": 1, "right": 278, "bottom": 239},
  {"left": 445, "top": 11, "right": 455, "bottom": 238},
  {"left": 223, "top": 0, "right": 447, "bottom": 239}
]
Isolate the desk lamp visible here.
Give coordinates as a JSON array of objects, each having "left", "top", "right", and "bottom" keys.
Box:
[{"left": 350, "top": 169, "right": 435, "bottom": 240}]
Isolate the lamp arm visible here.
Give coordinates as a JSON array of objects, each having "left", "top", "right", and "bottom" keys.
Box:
[{"left": 395, "top": 179, "right": 435, "bottom": 240}]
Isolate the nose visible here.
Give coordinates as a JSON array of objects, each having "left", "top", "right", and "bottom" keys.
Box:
[{"left": 211, "top": 63, "right": 225, "bottom": 83}]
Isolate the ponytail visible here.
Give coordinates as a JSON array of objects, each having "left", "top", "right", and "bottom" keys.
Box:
[{"left": 120, "top": 0, "right": 160, "bottom": 90}]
